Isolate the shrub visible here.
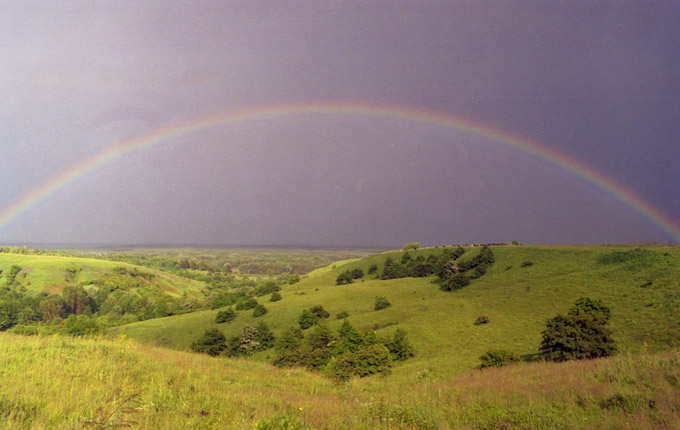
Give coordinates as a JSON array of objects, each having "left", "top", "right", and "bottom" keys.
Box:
[
  {"left": 335, "top": 311, "right": 349, "bottom": 319},
  {"left": 436, "top": 259, "right": 459, "bottom": 282},
  {"left": 269, "top": 292, "right": 282, "bottom": 302},
  {"left": 252, "top": 304, "right": 268, "bottom": 317},
  {"left": 210, "top": 292, "right": 236, "bottom": 309},
  {"left": 350, "top": 268, "right": 364, "bottom": 280},
  {"left": 191, "top": 328, "right": 227, "bottom": 356},
  {"left": 336, "top": 271, "right": 353, "bottom": 285},
  {"left": 474, "top": 315, "right": 490, "bottom": 325},
  {"left": 309, "top": 305, "right": 330, "bottom": 319},
  {"left": 380, "top": 258, "right": 407, "bottom": 280},
  {"left": 298, "top": 309, "right": 317, "bottom": 329},
  {"left": 62, "top": 314, "right": 99, "bottom": 336},
  {"left": 254, "top": 280, "right": 280, "bottom": 297},
  {"left": 367, "top": 264, "right": 378, "bottom": 275},
  {"left": 254, "top": 322, "right": 275, "bottom": 350},
  {"left": 235, "top": 325, "right": 261, "bottom": 355},
  {"left": 329, "top": 344, "right": 393, "bottom": 381},
  {"left": 440, "top": 274, "right": 470, "bottom": 291},
  {"left": 374, "top": 296, "right": 391, "bottom": 311},
  {"left": 275, "top": 327, "right": 304, "bottom": 351},
  {"left": 478, "top": 349, "right": 520, "bottom": 368},
  {"left": 214, "top": 307, "right": 236, "bottom": 324},
  {"left": 235, "top": 297, "right": 258, "bottom": 311},
  {"left": 386, "top": 328, "right": 414, "bottom": 361},
  {"left": 568, "top": 297, "right": 612, "bottom": 323},
  {"left": 539, "top": 298, "right": 616, "bottom": 361},
  {"left": 458, "top": 246, "right": 494, "bottom": 275},
  {"left": 334, "top": 320, "right": 365, "bottom": 355}
]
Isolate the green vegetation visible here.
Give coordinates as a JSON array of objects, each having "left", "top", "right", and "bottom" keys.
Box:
[
  {"left": 401, "top": 242, "right": 421, "bottom": 252},
  {"left": 336, "top": 268, "right": 364, "bottom": 285},
  {"left": 253, "top": 304, "right": 268, "bottom": 317},
  {"left": 215, "top": 308, "right": 236, "bottom": 324},
  {"left": 114, "top": 244, "right": 680, "bottom": 378},
  {"left": 272, "top": 320, "right": 413, "bottom": 380},
  {"left": 1, "top": 332, "right": 679, "bottom": 429},
  {"left": 374, "top": 296, "right": 391, "bottom": 311},
  {"left": 540, "top": 297, "right": 617, "bottom": 361},
  {"left": 1, "top": 244, "right": 679, "bottom": 428},
  {"left": 478, "top": 349, "right": 520, "bottom": 368},
  {"left": 191, "top": 328, "right": 227, "bottom": 356}
]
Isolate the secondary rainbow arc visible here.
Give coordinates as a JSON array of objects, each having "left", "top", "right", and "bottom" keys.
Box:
[{"left": 1, "top": 102, "right": 678, "bottom": 242}]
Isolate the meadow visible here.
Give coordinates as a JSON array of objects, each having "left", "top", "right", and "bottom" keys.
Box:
[
  {"left": 0, "top": 333, "right": 678, "bottom": 429},
  {"left": 114, "top": 245, "right": 680, "bottom": 376},
  {"left": 0, "top": 244, "right": 679, "bottom": 429}
]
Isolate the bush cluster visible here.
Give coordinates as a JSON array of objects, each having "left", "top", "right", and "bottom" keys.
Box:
[
  {"left": 378, "top": 246, "right": 472, "bottom": 285},
  {"left": 336, "top": 269, "right": 364, "bottom": 285},
  {"left": 273, "top": 321, "right": 414, "bottom": 381},
  {"left": 191, "top": 322, "right": 276, "bottom": 357},
  {"left": 478, "top": 349, "right": 520, "bottom": 368},
  {"left": 298, "top": 305, "right": 330, "bottom": 329}
]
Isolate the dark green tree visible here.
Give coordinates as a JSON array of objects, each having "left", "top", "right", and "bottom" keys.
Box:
[
  {"left": 309, "top": 305, "right": 330, "bottom": 319},
  {"left": 298, "top": 309, "right": 317, "bottom": 329},
  {"left": 539, "top": 298, "right": 616, "bottom": 361},
  {"left": 334, "top": 320, "right": 364, "bottom": 355},
  {"left": 336, "top": 271, "right": 353, "bottom": 285},
  {"left": 191, "top": 328, "right": 227, "bottom": 356},
  {"left": 386, "top": 328, "right": 414, "bottom": 361},
  {"left": 440, "top": 274, "right": 470, "bottom": 291},
  {"left": 252, "top": 304, "right": 268, "bottom": 317},
  {"left": 215, "top": 307, "right": 236, "bottom": 323},
  {"left": 350, "top": 268, "right": 364, "bottom": 280},
  {"left": 275, "top": 327, "right": 304, "bottom": 352},
  {"left": 254, "top": 322, "right": 275, "bottom": 350}
]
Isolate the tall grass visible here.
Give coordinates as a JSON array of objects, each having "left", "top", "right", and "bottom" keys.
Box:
[{"left": 0, "top": 332, "right": 678, "bottom": 429}]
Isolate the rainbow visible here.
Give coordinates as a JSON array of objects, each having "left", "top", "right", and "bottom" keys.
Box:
[{"left": 1, "top": 102, "right": 679, "bottom": 242}]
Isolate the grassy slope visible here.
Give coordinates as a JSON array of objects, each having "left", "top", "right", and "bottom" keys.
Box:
[
  {"left": 0, "top": 253, "right": 205, "bottom": 297},
  {"left": 0, "top": 332, "right": 678, "bottom": 429},
  {"left": 114, "top": 245, "right": 680, "bottom": 377}
]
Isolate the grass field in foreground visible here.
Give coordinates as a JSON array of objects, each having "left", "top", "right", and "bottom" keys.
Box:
[
  {"left": 114, "top": 245, "right": 680, "bottom": 376},
  {"left": 0, "top": 332, "right": 678, "bottom": 429}
]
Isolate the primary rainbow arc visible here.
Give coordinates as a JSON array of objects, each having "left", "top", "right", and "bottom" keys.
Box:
[{"left": 1, "top": 102, "right": 679, "bottom": 242}]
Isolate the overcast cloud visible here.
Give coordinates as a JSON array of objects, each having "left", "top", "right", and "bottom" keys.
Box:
[{"left": 1, "top": 1, "right": 679, "bottom": 247}]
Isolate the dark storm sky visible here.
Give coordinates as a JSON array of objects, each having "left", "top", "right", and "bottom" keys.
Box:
[{"left": 1, "top": 1, "right": 679, "bottom": 247}]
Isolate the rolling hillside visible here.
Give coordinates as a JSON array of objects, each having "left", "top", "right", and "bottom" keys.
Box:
[
  {"left": 113, "top": 245, "right": 680, "bottom": 376},
  {"left": 0, "top": 253, "right": 206, "bottom": 297}
]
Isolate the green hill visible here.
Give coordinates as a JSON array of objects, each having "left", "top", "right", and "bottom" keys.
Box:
[
  {"left": 0, "top": 253, "right": 205, "bottom": 297},
  {"left": 113, "top": 245, "right": 680, "bottom": 376}
]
